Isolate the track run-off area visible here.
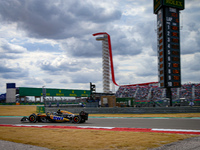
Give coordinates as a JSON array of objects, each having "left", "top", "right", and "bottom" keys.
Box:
[{"left": 1, "top": 116, "right": 200, "bottom": 135}]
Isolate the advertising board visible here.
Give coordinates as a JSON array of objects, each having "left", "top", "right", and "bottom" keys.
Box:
[
  {"left": 154, "top": 0, "right": 185, "bottom": 14},
  {"left": 19, "top": 87, "right": 90, "bottom": 97}
]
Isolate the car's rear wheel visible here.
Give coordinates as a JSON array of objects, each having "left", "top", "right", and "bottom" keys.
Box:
[
  {"left": 72, "top": 115, "right": 81, "bottom": 124},
  {"left": 29, "top": 114, "right": 37, "bottom": 123}
]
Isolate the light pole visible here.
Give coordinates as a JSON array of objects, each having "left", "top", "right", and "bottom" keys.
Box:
[{"left": 42, "top": 86, "right": 46, "bottom": 107}]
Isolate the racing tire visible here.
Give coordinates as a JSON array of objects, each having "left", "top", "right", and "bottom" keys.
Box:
[
  {"left": 72, "top": 115, "right": 81, "bottom": 124},
  {"left": 28, "top": 114, "right": 37, "bottom": 123}
]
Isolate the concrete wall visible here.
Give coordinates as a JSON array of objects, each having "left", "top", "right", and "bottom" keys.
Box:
[
  {"left": 46, "top": 106, "right": 200, "bottom": 114},
  {"left": 6, "top": 89, "right": 16, "bottom": 103},
  {"left": 6, "top": 83, "right": 16, "bottom": 103}
]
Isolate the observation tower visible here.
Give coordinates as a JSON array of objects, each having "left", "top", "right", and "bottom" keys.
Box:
[
  {"left": 93, "top": 32, "right": 158, "bottom": 93},
  {"left": 93, "top": 32, "right": 118, "bottom": 93}
]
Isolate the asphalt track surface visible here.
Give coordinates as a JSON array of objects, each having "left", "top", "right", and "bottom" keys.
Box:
[
  {"left": 1, "top": 117, "right": 200, "bottom": 150},
  {"left": 0, "top": 117, "right": 200, "bottom": 130}
]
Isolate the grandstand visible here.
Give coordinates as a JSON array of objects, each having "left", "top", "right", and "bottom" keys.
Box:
[{"left": 116, "top": 82, "right": 200, "bottom": 106}]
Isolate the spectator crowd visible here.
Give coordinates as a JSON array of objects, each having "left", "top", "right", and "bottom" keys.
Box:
[{"left": 116, "top": 83, "right": 200, "bottom": 101}]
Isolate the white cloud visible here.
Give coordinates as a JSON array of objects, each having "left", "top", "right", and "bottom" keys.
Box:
[{"left": 0, "top": 0, "right": 199, "bottom": 94}]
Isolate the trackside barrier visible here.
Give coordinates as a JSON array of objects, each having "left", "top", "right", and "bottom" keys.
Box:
[{"left": 46, "top": 107, "right": 200, "bottom": 114}]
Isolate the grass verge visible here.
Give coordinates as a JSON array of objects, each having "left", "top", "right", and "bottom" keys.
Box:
[
  {"left": 0, "top": 106, "right": 36, "bottom": 116},
  {"left": 0, "top": 126, "right": 197, "bottom": 150}
]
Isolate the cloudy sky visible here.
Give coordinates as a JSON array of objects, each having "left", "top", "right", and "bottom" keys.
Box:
[{"left": 0, "top": 0, "right": 199, "bottom": 94}]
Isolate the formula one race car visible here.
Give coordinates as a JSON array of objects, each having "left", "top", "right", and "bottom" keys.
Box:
[{"left": 21, "top": 109, "right": 88, "bottom": 124}]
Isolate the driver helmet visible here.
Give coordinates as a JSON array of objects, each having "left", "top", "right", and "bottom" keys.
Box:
[{"left": 57, "top": 109, "right": 61, "bottom": 114}]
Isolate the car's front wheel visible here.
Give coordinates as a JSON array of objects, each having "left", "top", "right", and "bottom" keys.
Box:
[{"left": 29, "top": 114, "right": 37, "bottom": 123}]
